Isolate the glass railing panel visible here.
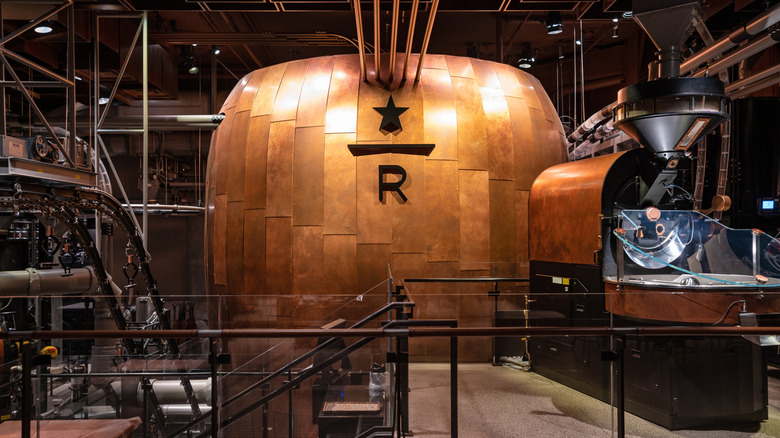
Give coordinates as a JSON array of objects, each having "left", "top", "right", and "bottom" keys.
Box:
[{"left": 613, "top": 209, "right": 780, "bottom": 288}]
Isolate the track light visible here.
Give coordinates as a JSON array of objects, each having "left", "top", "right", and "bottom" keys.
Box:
[
  {"left": 34, "top": 21, "right": 53, "bottom": 34},
  {"left": 186, "top": 56, "right": 199, "bottom": 75},
  {"left": 546, "top": 12, "right": 563, "bottom": 35}
]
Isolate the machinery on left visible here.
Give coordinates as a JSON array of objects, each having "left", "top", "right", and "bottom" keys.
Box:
[{"left": 0, "top": 131, "right": 208, "bottom": 435}]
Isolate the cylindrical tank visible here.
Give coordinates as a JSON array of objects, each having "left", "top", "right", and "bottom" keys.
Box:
[{"left": 205, "top": 54, "right": 567, "bottom": 357}]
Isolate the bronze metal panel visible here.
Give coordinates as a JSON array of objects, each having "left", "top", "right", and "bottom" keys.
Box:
[
  {"left": 424, "top": 160, "right": 459, "bottom": 262},
  {"left": 266, "top": 120, "right": 295, "bottom": 217},
  {"left": 515, "top": 189, "right": 530, "bottom": 277},
  {"left": 529, "top": 75, "right": 559, "bottom": 124},
  {"left": 481, "top": 87, "right": 513, "bottom": 181},
  {"left": 226, "top": 201, "right": 245, "bottom": 295},
  {"left": 452, "top": 77, "right": 488, "bottom": 171},
  {"left": 270, "top": 60, "right": 308, "bottom": 122},
  {"left": 459, "top": 170, "right": 490, "bottom": 270},
  {"left": 493, "top": 63, "right": 525, "bottom": 99},
  {"left": 325, "top": 55, "right": 360, "bottom": 134},
  {"left": 469, "top": 58, "right": 501, "bottom": 89},
  {"left": 296, "top": 57, "right": 334, "bottom": 128},
  {"left": 324, "top": 133, "right": 357, "bottom": 235},
  {"left": 516, "top": 70, "right": 543, "bottom": 112},
  {"left": 421, "top": 68, "right": 457, "bottom": 161},
  {"left": 244, "top": 209, "right": 266, "bottom": 295},
  {"left": 421, "top": 54, "right": 447, "bottom": 70},
  {"left": 444, "top": 55, "right": 475, "bottom": 79},
  {"left": 392, "top": 154, "right": 426, "bottom": 253},
  {"left": 244, "top": 115, "right": 270, "bottom": 210},
  {"left": 529, "top": 152, "right": 626, "bottom": 265},
  {"left": 292, "top": 226, "right": 324, "bottom": 294},
  {"left": 323, "top": 234, "right": 357, "bottom": 295},
  {"left": 390, "top": 79, "right": 424, "bottom": 145},
  {"left": 221, "top": 73, "right": 249, "bottom": 111},
  {"left": 529, "top": 109, "right": 565, "bottom": 181},
  {"left": 490, "top": 180, "right": 516, "bottom": 268},
  {"left": 356, "top": 80, "right": 391, "bottom": 143},
  {"left": 214, "top": 194, "right": 228, "bottom": 285},
  {"left": 293, "top": 126, "right": 325, "bottom": 226},
  {"left": 227, "top": 110, "right": 249, "bottom": 203},
  {"left": 236, "top": 69, "right": 265, "bottom": 113},
  {"left": 215, "top": 106, "right": 236, "bottom": 196},
  {"left": 505, "top": 96, "right": 536, "bottom": 190},
  {"left": 605, "top": 283, "right": 780, "bottom": 324},
  {"left": 265, "top": 217, "right": 293, "bottom": 294},
  {"left": 356, "top": 153, "right": 392, "bottom": 244},
  {"left": 250, "top": 63, "right": 287, "bottom": 117},
  {"left": 356, "top": 244, "right": 392, "bottom": 294},
  {"left": 391, "top": 253, "right": 426, "bottom": 281}
]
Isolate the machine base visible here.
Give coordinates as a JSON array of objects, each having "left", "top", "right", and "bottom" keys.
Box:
[{"left": 529, "top": 260, "right": 768, "bottom": 430}]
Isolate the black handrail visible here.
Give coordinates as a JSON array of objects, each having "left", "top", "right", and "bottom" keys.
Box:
[{"left": 165, "top": 300, "right": 414, "bottom": 438}]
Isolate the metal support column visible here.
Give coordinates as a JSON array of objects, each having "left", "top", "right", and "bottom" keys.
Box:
[
  {"left": 210, "top": 339, "right": 219, "bottom": 438},
  {"left": 450, "top": 334, "right": 458, "bottom": 438},
  {"left": 142, "top": 11, "right": 149, "bottom": 248}
]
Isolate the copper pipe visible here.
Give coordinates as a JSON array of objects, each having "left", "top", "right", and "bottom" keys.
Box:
[
  {"left": 725, "top": 62, "right": 780, "bottom": 94},
  {"left": 388, "top": 0, "right": 400, "bottom": 83},
  {"left": 728, "top": 71, "right": 780, "bottom": 99},
  {"left": 681, "top": 1, "right": 780, "bottom": 75},
  {"left": 373, "top": 0, "right": 381, "bottom": 81},
  {"left": 693, "top": 33, "right": 777, "bottom": 78},
  {"left": 414, "top": 0, "right": 440, "bottom": 82},
  {"left": 402, "top": 0, "right": 420, "bottom": 81},
  {"left": 352, "top": 0, "right": 366, "bottom": 81}
]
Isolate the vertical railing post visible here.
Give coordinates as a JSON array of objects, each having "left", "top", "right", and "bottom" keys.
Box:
[
  {"left": 210, "top": 339, "right": 219, "bottom": 437},
  {"left": 288, "top": 368, "right": 294, "bottom": 438},
  {"left": 142, "top": 378, "right": 150, "bottom": 438},
  {"left": 450, "top": 334, "right": 458, "bottom": 438},
  {"left": 617, "top": 335, "right": 625, "bottom": 438},
  {"left": 21, "top": 342, "right": 32, "bottom": 438}
]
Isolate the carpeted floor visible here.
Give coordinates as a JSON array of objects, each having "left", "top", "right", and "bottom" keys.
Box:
[{"left": 407, "top": 363, "right": 780, "bottom": 438}]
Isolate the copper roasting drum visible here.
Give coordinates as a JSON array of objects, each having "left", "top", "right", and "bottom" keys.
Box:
[{"left": 205, "top": 54, "right": 567, "bottom": 357}]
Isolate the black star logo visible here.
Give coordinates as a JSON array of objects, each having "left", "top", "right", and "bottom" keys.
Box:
[{"left": 373, "top": 96, "right": 408, "bottom": 135}]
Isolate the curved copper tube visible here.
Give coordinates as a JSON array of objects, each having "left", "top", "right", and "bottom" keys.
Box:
[
  {"left": 402, "top": 0, "right": 420, "bottom": 81},
  {"left": 351, "top": 0, "right": 366, "bottom": 81},
  {"left": 415, "top": 0, "right": 440, "bottom": 82}
]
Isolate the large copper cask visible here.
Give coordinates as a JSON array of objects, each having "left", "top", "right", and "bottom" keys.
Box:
[{"left": 205, "top": 54, "right": 567, "bottom": 356}]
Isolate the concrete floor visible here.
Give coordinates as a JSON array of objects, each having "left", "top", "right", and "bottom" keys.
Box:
[{"left": 407, "top": 363, "right": 780, "bottom": 438}]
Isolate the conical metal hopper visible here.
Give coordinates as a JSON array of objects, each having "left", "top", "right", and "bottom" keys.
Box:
[
  {"left": 633, "top": 0, "right": 700, "bottom": 78},
  {"left": 613, "top": 77, "right": 728, "bottom": 156},
  {"left": 613, "top": 1, "right": 729, "bottom": 157}
]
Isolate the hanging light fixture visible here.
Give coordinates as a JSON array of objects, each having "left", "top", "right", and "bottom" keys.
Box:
[
  {"left": 546, "top": 12, "right": 563, "bottom": 35},
  {"left": 34, "top": 21, "right": 54, "bottom": 34},
  {"left": 186, "top": 56, "right": 199, "bottom": 75}
]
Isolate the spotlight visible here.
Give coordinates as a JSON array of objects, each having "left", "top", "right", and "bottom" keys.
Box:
[
  {"left": 98, "top": 97, "right": 110, "bottom": 105},
  {"left": 186, "top": 56, "right": 199, "bottom": 75},
  {"left": 213, "top": 46, "right": 221, "bottom": 55},
  {"left": 192, "top": 43, "right": 198, "bottom": 47},
  {"left": 546, "top": 12, "right": 563, "bottom": 35},
  {"left": 518, "top": 57, "right": 534, "bottom": 69},
  {"left": 612, "top": 17, "right": 619, "bottom": 23},
  {"left": 34, "top": 21, "right": 53, "bottom": 34},
  {"left": 575, "top": 39, "right": 582, "bottom": 46}
]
